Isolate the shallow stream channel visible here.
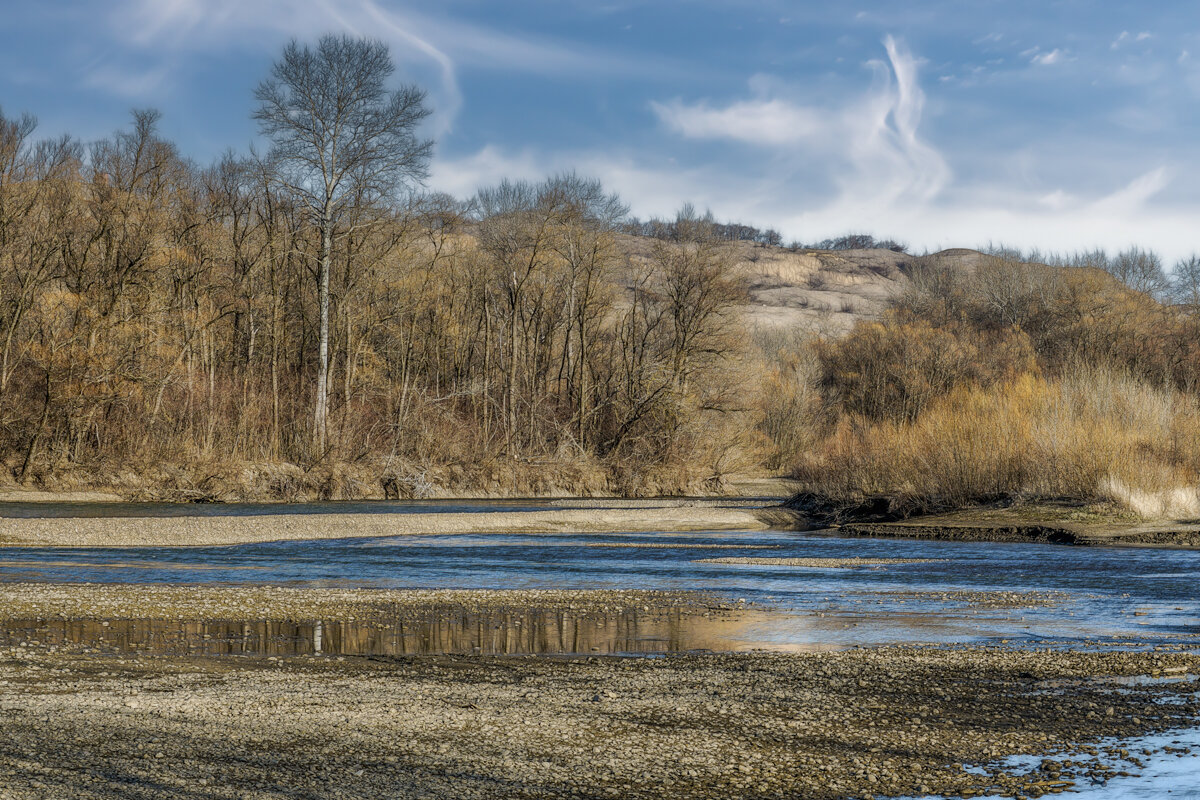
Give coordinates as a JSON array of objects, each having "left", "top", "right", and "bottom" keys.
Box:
[{"left": 1, "top": 498, "right": 1198, "bottom": 797}]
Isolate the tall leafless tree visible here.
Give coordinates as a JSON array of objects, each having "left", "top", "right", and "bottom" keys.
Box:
[{"left": 254, "top": 34, "right": 432, "bottom": 454}]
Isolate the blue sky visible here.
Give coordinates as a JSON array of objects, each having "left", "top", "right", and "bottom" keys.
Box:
[{"left": 3, "top": 1, "right": 1199, "bottom": 260}]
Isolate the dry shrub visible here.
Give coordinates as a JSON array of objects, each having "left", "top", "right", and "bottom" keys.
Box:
[
  {"left": 816, "top": 318, "right": 1038, "bottom": 422},
  {"left": 897, "top": 256, "right": 1200, "bottom": 393},
  {"left": 797, "top": 367, "right": 1200, "bottom": 519},
  {"left": 751, "top": 327, "right": 824, "bottom": 471}
]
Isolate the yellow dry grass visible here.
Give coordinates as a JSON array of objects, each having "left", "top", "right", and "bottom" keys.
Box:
[{"left": 803, "top": 367, "right": 1200, "bottom": 519}]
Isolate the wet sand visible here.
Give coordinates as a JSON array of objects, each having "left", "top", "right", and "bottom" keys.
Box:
[
  {"left": 0, "top": 584, "right": 1198, "bottom": 799},
  {"left": 0, "top": 505, "right": 774, "bottom": 548}
]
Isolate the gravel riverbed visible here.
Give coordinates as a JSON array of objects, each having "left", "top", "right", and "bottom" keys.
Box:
[
  {"left": 0, "top": 506, "right": 771, "bottom": 548},
  {"left": 0, "top": 586, "right": 1198, "bottom": 799}
]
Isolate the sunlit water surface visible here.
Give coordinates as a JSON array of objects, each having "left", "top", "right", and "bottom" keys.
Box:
[
  {"left": 1, "top": 500, "right": 1198, "bottom": 796},
  {"left": 0, "top": 500, "right": 1197, "bottom": 650}
]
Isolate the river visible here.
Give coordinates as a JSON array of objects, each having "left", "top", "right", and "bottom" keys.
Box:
[{"left": 1, "top": 500, "right": 1197, "bottom": 797}]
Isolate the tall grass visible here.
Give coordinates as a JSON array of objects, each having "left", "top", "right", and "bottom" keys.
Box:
[{"left": 796, "top": 367, "right": 1200, "bottom": 519}]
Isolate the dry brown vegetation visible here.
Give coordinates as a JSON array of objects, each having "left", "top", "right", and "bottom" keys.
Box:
[
  {"left": 0, "top": 105, "right": 767, "bottom": 499},
  {"left": 786, "top": 254, "right": 1200, "bottom": 519}
]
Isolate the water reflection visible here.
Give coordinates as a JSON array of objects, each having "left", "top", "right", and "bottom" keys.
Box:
[
  {"left": 0, "top": 607, "right": 839, "bottom": 657},
  {"left": 3, "top": 524, "right": 1199, "bottom": 648}
]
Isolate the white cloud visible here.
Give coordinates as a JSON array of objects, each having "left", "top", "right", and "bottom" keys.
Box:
[
  {"left": 650, "top": 98, "right": 823, "bottom": 145},
  {"left": 1113, "top": 31, "right": 1153, "bottom": 49},
  {"left": 1089, "top": 167, "right": 1170, "bottom": 214},
  {"left": 429, "top": 34, "right": 1192, "bottom": 263},
  {"left": 1031, "top": 49, "right": 1063, "bottom": 66},
  {"left": 1038, "top": 189, "right": 1073, "bottom": 210},
  {"left": 432, "top": 141, "right": 1195, "bottom": 262}
]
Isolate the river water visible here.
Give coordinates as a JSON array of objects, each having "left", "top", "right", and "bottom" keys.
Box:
[
  {"left": 0, "top": 500, "right": 1197, "bottom": 652},
  {"left": 1, "top": 500, "right": 1198, "bottom": 797}
]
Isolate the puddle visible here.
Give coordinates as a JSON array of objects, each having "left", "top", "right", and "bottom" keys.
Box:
[
  {"left": 0, "top": 607, "right": 842, "bottom": 657},
  {"left": 902, "top": 728, "right": 1200, "bottom": 799}
]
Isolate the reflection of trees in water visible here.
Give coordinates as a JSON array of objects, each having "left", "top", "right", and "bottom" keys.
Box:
[{"left": 0, "top": 608, "right": 761, "bottom": 657}]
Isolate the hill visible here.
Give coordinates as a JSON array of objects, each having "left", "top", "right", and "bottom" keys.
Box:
[{"left": 619, "top": 238, "right": 985, "bottom": 337}]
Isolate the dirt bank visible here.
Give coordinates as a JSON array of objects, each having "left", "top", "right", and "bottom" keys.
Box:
[
  {"left": 0, "top": 504, "right": 776, "bottom": 548},
  {"left": 0, "top": 474, "right": 801, "bottom": 505},
  {"left": 784, "top": 496, "right": 1200, "bottom": 548},
  {"left": 833, "top": 517, "right": 1200, "bottom": 548}
]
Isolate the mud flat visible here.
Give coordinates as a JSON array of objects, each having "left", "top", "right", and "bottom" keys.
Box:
[{"left": 0, "top": 505, "right": 773, "bottom": 548}]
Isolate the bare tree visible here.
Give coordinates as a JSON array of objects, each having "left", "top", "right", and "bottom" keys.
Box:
[
  {"left": 254, "top": 33, "right": 432, "bottom": 454},
  {"left": 1106, "top": 246, "right": 1170, "bottom": 298},
  {"left": 1173, "top": 255, "right": 1200, "bottom": 310}
]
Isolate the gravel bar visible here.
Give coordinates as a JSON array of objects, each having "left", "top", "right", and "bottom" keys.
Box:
[
  {"left": 0, "top": 508, "right": 771, "bottom": 548},
  {"left": 0, "top": 640, "right": 1196, "bottom": 799}
]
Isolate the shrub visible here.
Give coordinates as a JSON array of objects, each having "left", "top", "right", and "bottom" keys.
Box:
[
  {"left": 794, "top": 367, "right": 1200, "bottom": 518},
  {"left": 816, "top": 318, "right": 1037, "bottom": 423}
]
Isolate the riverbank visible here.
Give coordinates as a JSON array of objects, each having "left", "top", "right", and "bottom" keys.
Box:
[
  {"left": 786, "top": 495, "right": 1200, "bottom": 548},
  {"left": 1, "top": 632, "right": 1196, "bottom": 799},
  {"left": 0, "top": 502, "right": 782, "bottom": 548},
  {"left": 835, "top": 517, "right": 1200, "bottom": 547},
  {"left": 0, "top": 473, "right": 801, "bottom": 505},
  {"left": 4, "top": 498, "right": 1199, "bottom": 548}
]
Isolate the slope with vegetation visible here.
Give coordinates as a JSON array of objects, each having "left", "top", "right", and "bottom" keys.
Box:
[{"left": 779, "top": 250, "right": 1200, "bottom": 525}]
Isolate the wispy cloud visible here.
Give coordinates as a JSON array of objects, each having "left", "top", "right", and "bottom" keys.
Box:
[
  {"left": 1031, "top": 48, "right": 1064, "bottom": 66},
  {"left": 650, "top": 36, "right": 950, "bottom": 216},
  {"left": 97, "top": 0, "right": 673, "bottom": 135},
  {"left": 1112, "top": 31, "right": 1152, "bottom": 49},
  {"left": 432, "top": 34, "right": 1192, "bottom": 261}
]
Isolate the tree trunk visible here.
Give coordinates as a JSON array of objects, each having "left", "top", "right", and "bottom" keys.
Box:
[
  {"left": 18, "top": 370, "right": 51, "bottom": 483},
  {"left": 314, "top": 214, "right": 331, "bottom": 455}
]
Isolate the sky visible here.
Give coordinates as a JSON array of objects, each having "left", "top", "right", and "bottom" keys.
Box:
[{"left": 2, "top": 0, "right": 1199, "bottom": 261}]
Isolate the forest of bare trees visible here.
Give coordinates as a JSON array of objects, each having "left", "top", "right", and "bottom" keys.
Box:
[
  {"left": 0, "top": 38, "right": 756, "bottom": 499},
  {"left": 0, "top": 79, "right": 753, "bottom": 499}
]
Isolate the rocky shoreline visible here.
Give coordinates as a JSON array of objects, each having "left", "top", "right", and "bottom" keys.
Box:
[
  {"left": 0, "top": 585, "right": 1197, "bottom": 799},
  {"left": 1, "top": 637, "right": 1196, "bottom": 799}
]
